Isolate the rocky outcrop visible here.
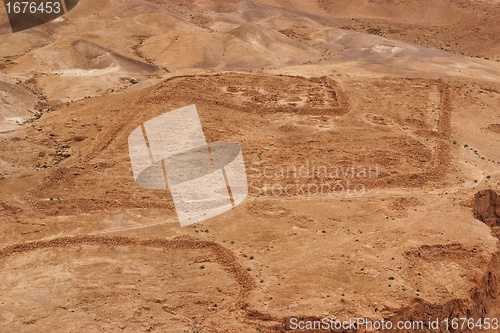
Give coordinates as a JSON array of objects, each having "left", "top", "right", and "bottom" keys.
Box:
[{"left": 474, "top": 189, "right": 500, "bottom": 227}]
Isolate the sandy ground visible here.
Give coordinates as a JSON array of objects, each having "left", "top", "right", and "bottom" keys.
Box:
[{"left": 0, "top": 0, "right": 499, "bottom": 332}]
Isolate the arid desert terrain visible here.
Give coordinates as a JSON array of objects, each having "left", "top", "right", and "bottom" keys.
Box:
[{"left": 0, "top": 0, "right": 500, "bottom": 332}]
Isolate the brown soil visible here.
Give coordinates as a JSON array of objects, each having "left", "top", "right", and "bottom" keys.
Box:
[{"left": 1, "top": 0, "right": 499, "bottom": 332}]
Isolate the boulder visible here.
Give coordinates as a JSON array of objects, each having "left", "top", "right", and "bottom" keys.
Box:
[{"left": 473, "top": 189, "right": 500, "bottom": 227}]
